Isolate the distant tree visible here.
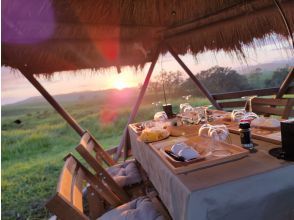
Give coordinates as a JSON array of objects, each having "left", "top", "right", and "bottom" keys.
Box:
[
  {"left": 247, "top": 68, "right": 264, "bottom": 89},
  {"left": 152, "top": 70, "right": 184, "bottom": 95},
  {"left": 182, "top": 66, "right": 251, "bottom": 94},
  {"left": 265, "top": 67, "right": 289, "bottom": 87}
]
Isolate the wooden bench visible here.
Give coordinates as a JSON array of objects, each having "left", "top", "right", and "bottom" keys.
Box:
[
  {"left": 212, "top": 86, "right": 294, "bottom": 111},
  {"left": 250, "top": 97, "right": 294, "bottom": 119}
]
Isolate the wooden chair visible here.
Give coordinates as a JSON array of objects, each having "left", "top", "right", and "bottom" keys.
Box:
[
  {"left": 76, "top": 131, "right": 144, "bottom": 203},
  {"left": 250, "top": 97, "right": 294, "bottom": 119},
  {"left": 46, "top": 154, "right": 170, "bottom": 220},
  {"left": 78, "top": 131, "right": 116, "bottom": 167},
  {"left": 46, "top": 154, "right": 122, "bottom": 220}
]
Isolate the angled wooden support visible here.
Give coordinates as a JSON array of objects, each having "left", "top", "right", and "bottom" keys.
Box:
[
  {"left": 114, "top": 45, "right": 161, "bottom": 161},
  {"left": 273, "top": 0, "right": 294, "bottom": 49},
  {"left": 165, "top": 43, "right": 222, "bottom": 110},
  {"left": 276, "top": 67, "right": 294, "bottom": 98},
  {"left": 21, "top": 71, "right": 85, "bottom": 136}
]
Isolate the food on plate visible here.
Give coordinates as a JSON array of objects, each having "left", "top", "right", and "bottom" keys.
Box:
[
  {"left": 139, "top": 128, "right": 169, "bottom": 142},
  {"left": 251, "top": 117, "right": 280, "bottom": 129},
  {"left": 222, "top": 113, "right": 232, "bottom": 122},
  {"left": 178, "top": 147, "right": 199, "bottom": 160}
]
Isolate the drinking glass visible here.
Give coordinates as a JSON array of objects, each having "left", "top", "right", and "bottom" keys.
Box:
[
  {"left": 199, "top": 124, "right": 213, "bottom": 137},
  {"left": 154, "top": 111, "right": 168, "bottom": 121},
  {"left": 143, "top": 121, "right": 155, "bottom": 129},
  {"left": 242, "top": 96, "right": 257, "bottom": 112},
  {"left": 180, "top": 103, "right": 192, "bottom": 113},
  {"left": 231, "top": 109, "right": 246, "bottom": 122},
  {"left": 242, "top": 112, "right": 259, "bottom": 121},
  {"left": 203, "top": 105, "right": 213, "bottom": 123},
  {"left": 208, "top": 125, "right": 232, "bottom": 157}
]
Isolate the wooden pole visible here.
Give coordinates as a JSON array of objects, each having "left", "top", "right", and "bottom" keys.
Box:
[
  {"left": 21, "top": 71, "right": 85, "bottom": 136},
  {"left": 276, "top": 67, "right": 294, "bottom": 98},
  {"left": 273, "top": 0, "right": 294, "bottom": 49},
  {"left": 166, "top": 43, "right": 222, "bottom": 110},
  {"left": 114, "top": 46, "right": 161, "bottom": 161}
]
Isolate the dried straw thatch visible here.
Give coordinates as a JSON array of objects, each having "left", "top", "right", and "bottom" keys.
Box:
[{"left": 2, "top": 0, "right": 294, "bottom": 76}]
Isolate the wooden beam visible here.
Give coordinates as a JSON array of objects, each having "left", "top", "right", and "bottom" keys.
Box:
[
  {"left": 162, "top": 0, "right": 275, "bottom": 39},
  {"left": 114, "top": 45, "right": 161, "bottom": 161},
  {"left": 212, "top": 87, "right": 280, "bottom": 100},
  {"left": 21, "top": 71, "right": 85, "bottom": 136},
  {"left": 166, "top": 43, "right": 221, "bottom": 110},
  {"left": 218, "top": 100, "right": 246, "bottom": 109},
  {"left": 276, "top": 67, "right": 294, "bottom": 98}
]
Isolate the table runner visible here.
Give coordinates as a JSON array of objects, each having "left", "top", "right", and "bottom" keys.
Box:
[{"left": 128, "top": 125, "right": 294, "bottom": 220}]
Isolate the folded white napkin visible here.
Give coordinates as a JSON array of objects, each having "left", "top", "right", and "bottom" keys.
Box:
[
  {"left": 251, "top": 117, "right": 280, "bottom": 128},
  {"left": 171, "top": 142, "right": 199, "bottom": 160}
]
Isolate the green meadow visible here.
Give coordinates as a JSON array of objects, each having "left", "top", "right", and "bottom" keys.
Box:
[{"left": 1, "top": 91, "right": 209, "bottom": 220}]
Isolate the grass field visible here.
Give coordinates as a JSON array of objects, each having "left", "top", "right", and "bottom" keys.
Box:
[{"left": 1, "top": 93, "right": 209, "bottom": 220}]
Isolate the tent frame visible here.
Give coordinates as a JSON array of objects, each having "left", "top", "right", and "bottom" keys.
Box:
[{"left": 20, "top": 43, "right": 294, "bottom": 161}]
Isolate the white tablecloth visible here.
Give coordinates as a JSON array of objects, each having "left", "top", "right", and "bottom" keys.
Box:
[{"left": 128, "top": 126, "right": 294, "bottom": 220}]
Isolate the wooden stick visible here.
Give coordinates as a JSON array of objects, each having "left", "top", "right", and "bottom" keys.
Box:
[
  {"left": 114, "top": 45, "right": 161, "bottom": 161},
  {"left": 276, "top": 67, "right": 294, "bottom": 98},
  {"left": 166, "top": 43, "right": 222, "bottom": 110},
  {"left": 21, "top": 71, "right": 85, "bottom": 136}
]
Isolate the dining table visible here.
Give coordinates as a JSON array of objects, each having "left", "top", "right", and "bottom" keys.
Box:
[{"left": 127, "top": 111, "right": 294, "bottom": 220}]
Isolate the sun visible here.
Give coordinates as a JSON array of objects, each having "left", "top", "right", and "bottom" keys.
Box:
[{"left": 114, "top": 80, "right": 127, "bottom": 90}]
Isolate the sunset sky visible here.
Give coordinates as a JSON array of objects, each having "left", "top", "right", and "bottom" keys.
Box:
[{"left": 1, "top": 38, "right": 293, "bottom": 105}]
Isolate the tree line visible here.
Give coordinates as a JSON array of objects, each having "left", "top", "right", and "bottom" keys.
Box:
[{"left": 146, "top": 65, "right": 290, "bottom": 98}]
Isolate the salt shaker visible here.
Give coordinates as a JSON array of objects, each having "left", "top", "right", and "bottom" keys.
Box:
[{"left": 239, "top": 122, "right": 254, "bottom": 150}]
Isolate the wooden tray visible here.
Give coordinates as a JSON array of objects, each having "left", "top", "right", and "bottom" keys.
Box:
[
  {"left": 155, "top": 136, "right": 249, "bottom": 174},
  {"left": 221, "top": 120, "right": 282, "bottom": 144}
]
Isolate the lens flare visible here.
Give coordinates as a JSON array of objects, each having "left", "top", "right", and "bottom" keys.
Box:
[{"left": 114, "top": 80, "right": 127, "bottom": 90}]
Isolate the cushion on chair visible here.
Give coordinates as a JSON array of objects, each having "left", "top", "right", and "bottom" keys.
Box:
[
  {"left": 98, "top": 196, "right": 164, "bottom": 220},
  {"left": 106, "top": 160, "right": 142, "bottom": 187}
]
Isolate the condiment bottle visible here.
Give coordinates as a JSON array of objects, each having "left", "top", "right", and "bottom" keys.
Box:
[{"left": 239, "top": 122, "right": 254, "bottom": 149}]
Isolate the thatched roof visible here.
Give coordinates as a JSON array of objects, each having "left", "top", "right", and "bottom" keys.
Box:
[{"left": 2, "top": 0, "right": 294, "bottom": 76}]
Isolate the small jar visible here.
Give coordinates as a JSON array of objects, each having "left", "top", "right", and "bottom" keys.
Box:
[{"left": 239, "top": 122, "right": 253, "bottom": 149}]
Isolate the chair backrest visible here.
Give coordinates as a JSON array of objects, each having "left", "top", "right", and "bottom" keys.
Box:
[
  {"left": 46, "top": 154, "right": 121, "bottom": 220},
  {"left": 251, "top": 97, "right": 294, "bottom": 119},
  {"left": 76, "top": 132, "right": 130, "bottom": 203},
  {"left": 80, "top": 131, "right": 115, "bottom": 166}
]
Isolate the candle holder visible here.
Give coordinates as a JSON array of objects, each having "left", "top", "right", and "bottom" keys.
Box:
[
  {"left": 269, "top": 119, "right": 294, "bottom": 161},
  {"left": 162, "top": 103, "right": 174, "bottom": 119}
]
